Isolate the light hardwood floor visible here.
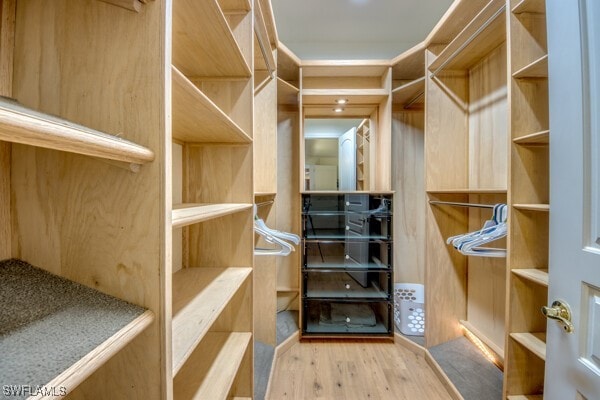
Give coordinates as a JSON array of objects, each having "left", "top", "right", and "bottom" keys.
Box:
[{"left": 267, "top": 340, "right": 452, "bottom": 399}]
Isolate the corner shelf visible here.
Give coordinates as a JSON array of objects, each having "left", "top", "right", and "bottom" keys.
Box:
[
  {"left": 511, "top": 268, "right": 549, "bottom": 287},
  {"left": 0, "top": 260, "right": 154, "bottom": 395},
  {"left": 512, "top": 55, "right": 548, "bottom": 79},
  {"left": 513, "top": 130, "right": 549, "bottom": 145},
  {"left": 0, "top": 98, "right": 154, "bottom": 164},
  {"left": 428, "top": 0, "right": 506, "bottom": 73},
  {"left": 172, "top": 203, "right": 252, "bottom": 228},
  {"left": 511, "top": 0, "right": 545, "bottom": 14},
  {"left": 172, "top": 67, "right": 252, "bottom": 143},
  {"left": 277, "top": 77, "right": 299, "bottom": 105},
  {"left": 172, "top": 0, "right": 251, "bottom": 78},
  {"left": 392, "top": 77, "right": 425, "bottom": 107},
  {"left": 172, "top": 267, "right": 251, "bottom": 375},
  {"left": 173, "top": 332, "right": 252, "bottom": 400},
  {"left": 510, "top": 332, "right": 547, "bottom": 361}
]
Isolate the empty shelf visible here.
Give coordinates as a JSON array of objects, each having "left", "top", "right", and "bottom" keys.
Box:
[
  {"left": 510, "top": 332, "right": 546, "bottom": 360},
  {"left": 302, "top": 89, "right": 389, "bottom": 105},
  {"left": 277, "top": 77, "right": 299, "bottom": 105},
  {"left": 392, "top": 77, "right": 425, "bottom": 106},
  {"left": 172, "top": 203, "right": 252, "bottom": 228},
  {"left": 173, "top": 0, "right": 251, "bottom": 78},
  {"left": 218, "top": 0, "right": 251, "bottom": 13},
  {"left": 0, "top": 97, "right": 154, "bottom": 164},
  {"left": 427, "top": 188, "right": 507, "bottom": 194},
  {"left": 512, "top": 269, "right": 549, "bottom": 287},
  {"left": 513, "top": 204, "right": 550, "bottom": 212},
  {"left": 174, "top": 332, "right": 251, "bottom": 399},
  {"left": 513, "top": 130, "right": 549, "bottom": 145},
  {"left": 507, "top": 395, "right": 543, "bottom": 400},
  {"left": 172, "top": 267, "right": 251, "bottom": 374},
  {"left": 429, "top": 0, "right": 506, "bottom": 73},
  {"left": 0, "top": 259, "right": 154, "bottom": 396},
  {"left": 513, "top": 55, "right": 548, "bottom": 79},
  {"left": 172, "top": 67, "right": 251, "bottom": 143},
  {"left": 512, "top": 0, "right": 545, "bottom": 14}
]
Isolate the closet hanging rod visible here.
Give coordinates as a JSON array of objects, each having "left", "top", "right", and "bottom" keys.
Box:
[
  {"left": 429, "top": 200, "right": 495, "bottom": 209},
  {"left": 430, "top": 4, "right": 506, "bottom": 78},
  {"left": 254, "top": 25, "right": 275, "bottom": 79},
  {"left": 404, "top": 91, "right": 425, "bottom": 109},
  {"left": 256, "top": 200, "right": 275, "bottom": 208}
]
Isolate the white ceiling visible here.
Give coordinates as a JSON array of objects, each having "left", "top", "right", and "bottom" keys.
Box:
[{"left": 271, "top": 0, "right": 453, "bottom": 60}]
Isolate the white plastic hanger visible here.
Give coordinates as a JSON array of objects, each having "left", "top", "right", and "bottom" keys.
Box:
[
  {"left": 447, "top": 204, "right": 508, "bottom": 258},
  {"left": 253, "top": 205, "right": 299, "bottom": 256}
]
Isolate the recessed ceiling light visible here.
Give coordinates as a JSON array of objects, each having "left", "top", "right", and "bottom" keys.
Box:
[
  {"left": 335, "top": 99, "right": 348, "bottom": 104},
  {"left": 333, "top": 108, "right": 344, "bottom": 113}
]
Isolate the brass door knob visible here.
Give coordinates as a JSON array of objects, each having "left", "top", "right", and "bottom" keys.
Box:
[{"left": 542, "top": 300, "right": 574, "bottom": 333}]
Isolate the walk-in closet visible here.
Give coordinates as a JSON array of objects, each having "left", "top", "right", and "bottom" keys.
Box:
[{"left": 0, "top": 0, "right": 598, "bottom": 399}]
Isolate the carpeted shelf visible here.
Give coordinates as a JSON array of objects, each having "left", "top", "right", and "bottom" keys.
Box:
[{"left": 0, "top": 259, "right": 154, "bottom": 399}]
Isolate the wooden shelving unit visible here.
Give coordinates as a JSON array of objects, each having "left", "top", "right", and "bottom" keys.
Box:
[
  {"left": 391, "top": 77, "right": 425, "bottom": 107},
  {"left": 277, "top": 77, "right": 299, "bottom": 105},
  {"left": 424, "top": 0, "right": 509, "bottom": 359},
  {"left": 301, "top": 88, "right": 389, "bottom": 105},
  {"left": 172, "top": 267, "right": 252, "bottom": 374},
  {"left": 356, "top": 118, "right": 370, "bottom": 190},
  {"left": 170, "top": 0, "right": 255, "bottom": 397},
  {"left": 173, "top": 332, "right": 252, "bottom": 400},
  {"left": 504, "top": 0, "right": 550, "bottom": 397}
]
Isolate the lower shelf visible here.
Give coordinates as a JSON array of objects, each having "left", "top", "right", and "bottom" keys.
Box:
[
  {"left": 302, "top": 300, "right": 392, "bottom": 336},
  {"left": 173, "top": 332, "right": 252, "bottom": 400},
  {"left": 506, "top": 395, "right": 544, "bottom": 400},
  {"left": 510, "top": 332, "right": 547, "bottom": 361},
  {"left": 0, "top": 259, "right": 154, "bottom": 396}
]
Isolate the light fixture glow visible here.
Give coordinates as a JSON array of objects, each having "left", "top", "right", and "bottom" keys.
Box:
[
  {"left": 333, "top": 108, "right": 344, "bottom": 113},
  {"left": 461, "top": 323, "right": 501, "bottom": 368},
  {"left": 335, "top": 99, "right": 348, "bottom": 105}
]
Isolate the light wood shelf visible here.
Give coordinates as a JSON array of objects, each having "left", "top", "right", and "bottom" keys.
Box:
[
  {"left": 172, "top": 0, "right": 251, "bottom": 78},
  {"left": 427, "top": 188, "right": 507, "bottom": 194},
  {"left": 429, "top": 0, "right": 506, "bottom": 73},
  {"left": 513, "top": 130, "right": 549, "bottom": 145},
  {"left": 172, "top": 203, "right": 252, "bottom": 228},
  {"left": 507, "top": 395, "right": 543, "bottom": 400},
  {"left": 277, "top": 77, "right": 299, "bottom": 105},
  {"left": 0, "top": 98, "right": 154, "bottom": 164},
  {"left": 172, "top": 267, "right": 252, "bottom": 375},
  {"left": 511, "top": 0, "right": 545, "bottom": 14},
  {"left": 513, "top": 204, "right": 550, "bottom": 212},
  {"left": 302, "top": 88, "right": 389, "bottom": 105},
  {"left": 510, "top": 332, "right": 547, "bottom": 361},
  {"left": 511, "top": 268, "right": 549, "bottom": 287},
  {"left": 392, "top": 77, "right": 425, "bottom": 107},
  {"left": 254, "top": 192, "right": 276, "bottom": 198},
  {"left": 172, "top": 67, "right": 252, "bottom": 143},
  {"left": 173, "top": 332, "right": 252, "bottom": 399},
  {"left": 513, "top": 55, "right": 548, "bottom": 79}
]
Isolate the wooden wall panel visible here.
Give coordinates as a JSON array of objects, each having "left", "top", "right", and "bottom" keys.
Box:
[
  {"left": 254, "top": 78, "right": 277, "bottom": 193},
  {"left": 11, "top": 1, "right": 166, "bottom": 397},
  {"left": 468, "top": 43, "right": 508, "bottom": 190},
  {"left": 391, "top": 111, "right": 425, "bottom": 284},
  {"left": 374, "top": 67, "right": 392, "bottom": 191},
  {"left": 424, "top": 52, "right": 469, "bottom": 191},
  {"left": 0, "top": 142, "right": 9, "bottom": 260},
  {"left": 276, "top": 110, "right": 300, "bottom": 310},
  {"left": 424, "top": 194, "right": 468, "bottom": 347}
]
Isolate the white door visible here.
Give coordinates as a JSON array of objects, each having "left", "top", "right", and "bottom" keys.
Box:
[
  {"left": 338, "top": 127, "right": 356, "bottom": 191},
  {"left": 547, "top": 1, "right": 600, "bottom": 398}
]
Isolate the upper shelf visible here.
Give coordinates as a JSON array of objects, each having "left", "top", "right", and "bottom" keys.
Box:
[
  {"left": 277, "top": 78, "right": 299, "bottom": 105},
  {"left": 427, "top": 188, "right": 507, "bottom": 195},
  {"left": 511, "top": 0, "right": 545, "bottom": 14},
  {"left": 513, "top": 55, "right": 548, "bottom": 79},
  {"left": 172, "top": 203, "right": 252, "bottom": 228},
  {"left": 0, "top": 97, "right": 154, "bottom": 164},
  {"left": 0, "top": 259, "right": 154, "bottom": 397},
  {"left": 171, "top": 67, "right": 251, "bottom": 143},
  {"left": 173, "top": 0, "right": 251, "bottom": 78},
  {"left": 277, "top": 42, "right": 301, "bottom": 84},
  {"left": 392, "top": 77, "right": 425, "bottom": 107},
  {"left": 172, "top": 267, "right": 251, "bottom": 375},
  {"left": 302, "top": 89, "right": 389, "bottom": 105},
  {"left": 429, "top": 0, "right": 506, "bottom": 73}
]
